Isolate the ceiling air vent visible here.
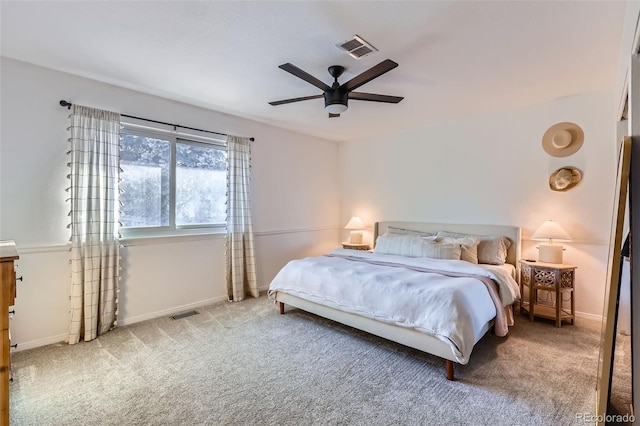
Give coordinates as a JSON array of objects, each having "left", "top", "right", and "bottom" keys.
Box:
[{"left": 336, "top": 35, "right": 378, "bottom": 60}]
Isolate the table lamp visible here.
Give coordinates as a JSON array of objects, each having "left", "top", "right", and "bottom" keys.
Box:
[
  {"left": 531, "top": 220, "right": 572, "bottom": 263},
  {"left": 345, "top": 216, "right": 365, "bottom": 244}
]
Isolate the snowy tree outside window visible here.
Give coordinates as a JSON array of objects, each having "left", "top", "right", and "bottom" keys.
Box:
[{"left": 119, "top": 128, "right": 227, "bottom": 237}]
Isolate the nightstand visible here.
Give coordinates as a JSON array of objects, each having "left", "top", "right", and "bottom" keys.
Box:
[
  {"left": 341, "top": 242, "right": 370, "bottom": 250},
  {"left": 519, "top": 260, "right": 576, "bottom": 327}
]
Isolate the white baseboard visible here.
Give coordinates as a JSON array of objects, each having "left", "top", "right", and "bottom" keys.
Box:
[
  {"left": 14, "top": 295, "right": 259, "bottom": 351},
  {"left": 118, "top": 296, "right": 229, "bottom": 326},
  {"left": 14, "top": 333, "right": 68, "bottom": 352},
  {"left": 575, "top": 310, "right": 602, "bottom": 322}
]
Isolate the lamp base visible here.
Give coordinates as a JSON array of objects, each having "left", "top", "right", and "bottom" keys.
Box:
[
  {"left": 349, "top": 231, "right": 363, "bottom": 244},
  {"left": 538, "top": 244, "right": 564, "bottom": 263}
]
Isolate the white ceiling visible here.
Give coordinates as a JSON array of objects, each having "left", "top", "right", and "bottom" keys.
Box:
[{"left": 0, "top": 1, "right": 628, "bottom": 142}]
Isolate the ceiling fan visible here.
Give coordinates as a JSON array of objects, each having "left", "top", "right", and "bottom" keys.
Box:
[{"left": 269, "top": 59, "right": 404, "bottom": 118}]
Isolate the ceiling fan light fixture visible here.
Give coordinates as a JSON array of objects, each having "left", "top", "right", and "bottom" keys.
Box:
[
  {"left": 269, "top": 59, "right": 402, "bottom": 116},
  {"left": 324, "top": 89, "right": 348, "bottom": 114},
  {"left": 325, "top": 103, "right": 348, "bottom": 114}
]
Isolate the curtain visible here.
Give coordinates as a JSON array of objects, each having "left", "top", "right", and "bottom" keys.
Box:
[
  {"left": 67, "top": 105, "right": 121, "bottom": 344},
  {"left": 226, "top": 135, "right": 258, "bottom": 301}
]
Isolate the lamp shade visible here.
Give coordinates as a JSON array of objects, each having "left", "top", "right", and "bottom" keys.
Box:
[
  {"left": 531, "top": 220, "right": 572, "bottom": 242},
  {"left": 344, "top": 216, "right": 365, "bottom": 230}
]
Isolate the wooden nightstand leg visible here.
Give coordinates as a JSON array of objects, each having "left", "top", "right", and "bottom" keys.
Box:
[
  {"left": 571, "top": 289, "right": 575, "bottom": 325},
  {"left": 529, "top": 283, "right": 535, "bottom": 322},
  {"left": 556, "top": 284, "right": 561, "bottom": 327}
]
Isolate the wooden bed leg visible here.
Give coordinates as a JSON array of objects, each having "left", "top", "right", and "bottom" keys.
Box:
[
  {"left": 279, "top": 302, "right": 285, "bottom": 315},
  {"left": 446, "top": 360, "right": 455, "bottom": 381}
]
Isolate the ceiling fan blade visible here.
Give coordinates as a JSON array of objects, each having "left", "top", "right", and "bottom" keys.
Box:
[
  {"left": 340, "top": 59, "right": 399, "bottom": 92},
  {"left": 328, "top": 113, "right": 340, "bottom": 118},
  {"left": 269, "top": 94, "right": 324, "bottom": 106},
  {"left": 278, "top": 63, "right": 331, "bottom": 91},
  {"left": 349, "top": 92, "right": 404, "bottom": 103}
]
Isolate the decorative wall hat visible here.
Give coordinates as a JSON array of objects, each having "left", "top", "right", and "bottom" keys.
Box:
[
  {"left": 549, "top": 167, "right": 582, "bottom": 192},
  {"left": 542, "top": 122, "right": 584, "bottom": 157}
]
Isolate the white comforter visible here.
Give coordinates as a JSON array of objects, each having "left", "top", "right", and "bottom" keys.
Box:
[{"left": 268, "top": 249, "right": 520, "bottom": 364}]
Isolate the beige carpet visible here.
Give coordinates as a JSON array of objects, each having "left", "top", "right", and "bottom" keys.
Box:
[{"left": 8, "top": 295, "right": 626, "bottom": 425}]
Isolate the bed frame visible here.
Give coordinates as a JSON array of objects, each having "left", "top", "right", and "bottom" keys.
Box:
[{"left": 274, "top": 221, "right": 522, "bottom": 380}]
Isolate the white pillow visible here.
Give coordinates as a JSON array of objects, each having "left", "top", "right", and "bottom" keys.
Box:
[
  {"left": 374, "top": 234, "right": 462, "bottom": 260},
  {"left": 374, "top": 234, "right": 430, "bottom": 257}
]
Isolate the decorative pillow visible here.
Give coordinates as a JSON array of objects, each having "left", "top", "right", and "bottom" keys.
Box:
[
  {"left": 477, "top": 237, "right": 511, "bottom": 265},
  {"left": 374, "top": 234, "right": 461, "bottom": 260},
  {"left": 386, "top": 226, "right": 436, "bottom": 237},
  {"left": 374, "top": 234, "right": 431, "bottom": 257},
  {"left": 437, "top": 236, "right": 480, "bottom": 264},
  {"left": 436, "top": 231, "right": 511, "bottom": 265},
  {"left": 420, "top": 240, "right": 462, "bottom": 260}
]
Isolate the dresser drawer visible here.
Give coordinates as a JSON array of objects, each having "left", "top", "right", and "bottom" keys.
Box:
[
  {"left": 0, "top": 240, "right": 18, "bottom": 426},
  {"left": 1, "top": 262, "right": 15, "bottom": 331},
  {"left": 0, "top": 328, "right": 8, "bottom": 422},
  {"left": 10, "top": 272, "right": 16, "bottom": 305}
]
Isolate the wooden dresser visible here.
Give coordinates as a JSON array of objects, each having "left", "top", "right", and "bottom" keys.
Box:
[{"left": 0, "top": 241, "right": 18, "bottom": 426}]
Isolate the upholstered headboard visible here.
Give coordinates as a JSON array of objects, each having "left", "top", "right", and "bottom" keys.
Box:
[{"left": 374, "top": 221, "right": 522, "bottom": 268}]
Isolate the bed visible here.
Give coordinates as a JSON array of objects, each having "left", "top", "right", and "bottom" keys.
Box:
[{"left": 268, "top": 221, "right": 522, "bottom": 380}]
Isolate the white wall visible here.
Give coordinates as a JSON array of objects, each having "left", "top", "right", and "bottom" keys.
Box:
[
  {"left": 0, "top": 57, "right": 341, "bottom": 349},
  {"left": 339, "top": 91, "right": 617, "bottom": 318},
  {"left": 0, "top": 57, "right": 624, "bottom": 347}
]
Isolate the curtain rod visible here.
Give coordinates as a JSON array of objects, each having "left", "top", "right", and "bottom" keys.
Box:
[{"left": 59, "top": 100, "right": 254, "bottom": 141}]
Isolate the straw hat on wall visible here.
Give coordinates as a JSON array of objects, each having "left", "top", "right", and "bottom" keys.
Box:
[
  {"left": 549, "top": 167, "right": 582, "bottom": 192},
  {"left": 542, "top": 122, "right": 584, "bottom": 157}
]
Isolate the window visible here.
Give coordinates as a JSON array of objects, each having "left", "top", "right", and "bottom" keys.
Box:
[{"left": 119, "top": 127, "right": 227, "bottom": 237}]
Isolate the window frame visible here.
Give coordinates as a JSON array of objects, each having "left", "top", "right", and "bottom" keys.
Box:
[{"left": 119, "top": 123, "right": 227, "bottom": 239}]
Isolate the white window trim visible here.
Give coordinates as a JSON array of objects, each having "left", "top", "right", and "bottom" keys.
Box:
[
  {"left": 119, "top": 123, "right": 227, "bottom": 240},
  {"left": 122, "top": 120, "right": 227, "bottom": 145}
]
